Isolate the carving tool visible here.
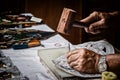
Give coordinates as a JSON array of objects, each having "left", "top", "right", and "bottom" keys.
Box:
[{"left": 12, "top": 38, "right": 41, "bottom": 49}]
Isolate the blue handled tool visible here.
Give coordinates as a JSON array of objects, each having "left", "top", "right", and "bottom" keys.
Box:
[{"left": 12, "top": 38, "right": 41, "bottom": 49}]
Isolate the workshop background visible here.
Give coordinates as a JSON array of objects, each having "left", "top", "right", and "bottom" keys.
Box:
[{"left": 0, "top": 0, "right": 120, "bottom": 49}]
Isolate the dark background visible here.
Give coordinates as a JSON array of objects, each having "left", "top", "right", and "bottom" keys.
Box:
[{"left": 0, "top": 0, "right": 120, "bottom": 49}]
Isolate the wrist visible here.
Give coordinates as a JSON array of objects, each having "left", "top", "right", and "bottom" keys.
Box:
[{"left": 98, "top": 55, "right": 108, "bottom": 73}]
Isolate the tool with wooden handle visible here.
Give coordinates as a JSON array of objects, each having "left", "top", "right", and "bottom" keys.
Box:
[
  {"left": 12, "top": 38, "right": 41, "bottom": 49},
  {"left": 57, "top": 8, "right": 89, "bottom": 35}
]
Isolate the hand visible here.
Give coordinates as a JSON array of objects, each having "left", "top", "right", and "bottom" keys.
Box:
[
  {"left": 81, "top": 11, "right": 112, "bottom": 34},
  {"left": 67, "top": 48, "right": 100, "bottom": 74}
]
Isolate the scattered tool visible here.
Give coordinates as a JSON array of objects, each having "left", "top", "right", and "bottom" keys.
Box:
[
  {"left": 102, "top": 71, "right": 117, "bottom": 80},
  {"left": 57, "top": 8, "right": 89, "bottom": 35},
  {"left": 12, "top": 38, "right": 41, "bottom": 49},
  {"left": 0, "top": 29, "right": 57, "bottom": 49}
]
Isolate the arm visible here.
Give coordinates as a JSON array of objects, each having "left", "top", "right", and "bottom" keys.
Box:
[
  {"left": 107, "top": 54, "right": 120, "bottom": 74},
  {"left": 67, "top": 48, "right": 120, "bottom": 74}
]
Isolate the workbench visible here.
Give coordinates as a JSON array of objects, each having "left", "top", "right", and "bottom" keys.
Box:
[
  {"left": 0, "top": 24, "right": 69, "bottom": 80},
  {"left": 1, "top": 24, "right": 102, "bottom": 80}
]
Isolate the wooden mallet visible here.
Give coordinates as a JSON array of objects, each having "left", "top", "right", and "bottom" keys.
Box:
[{"left": 57, "top": 8, "right": 89, "bottom": 35}]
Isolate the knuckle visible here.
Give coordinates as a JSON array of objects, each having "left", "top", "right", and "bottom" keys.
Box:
[
  {"left": 75, "top": 66, "right": 81, "bottom": 70},
  {"left": 91, "top": 11, "right": 99, "bottom": 16},
  {"left": 85, "top": 28, "right": 89, "bottom": 33},
  {"left": 80, "top": 48, "right": 87, "bottom": 53}
]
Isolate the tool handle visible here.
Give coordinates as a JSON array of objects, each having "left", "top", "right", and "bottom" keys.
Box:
[
  {"left": 28, "top": 39, "right": 40, "bottom": 47},
  {"left": 12, "top": 42, "right": 28, "bottom": 49},
  {"left": 12, "top": 39, "right": 40, "bottom": 49},
  {"left": 72, "top": 21, "right": 89, "bottom": 28}
]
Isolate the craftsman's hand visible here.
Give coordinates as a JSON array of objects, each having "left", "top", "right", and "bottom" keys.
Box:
[
  {"left": 67, "top": 48, "right": 100, "bottom": 74},
  {"left": 80, "top": 11, "right": 118, "bottom": 34}
]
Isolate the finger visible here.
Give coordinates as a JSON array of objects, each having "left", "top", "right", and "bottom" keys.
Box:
[
  {"left": 90, "top": 19, "right": 107, "bottom": 30},
  {"left": 67, "top": 54, "right": 79, "bottom": 63},
  {"left": 80, "top": 11, "right": 99, "bottom": 24},
  {"left": 69, "top": 60, "right": 79, "bottom": 67},
  {"left": 68, "top": 58, "right": 84, "bottom": 67},
  {"left": 73, "top": 66, "right": 81, "bottom": 71},
  {"left": 89, "top": 19, "right": 107, "bottom": 34},
  {"left": 84, "top": 27, "right": 91, "bottom": 33},
  {"left": 67, "top": 49, "right": 80, "bottom": 58},
  {"left": 69, "top": 62, "right": 78, "bottom": 67},
  {"left": 84, "top": 27, "right": 99, "bottom": 34}
]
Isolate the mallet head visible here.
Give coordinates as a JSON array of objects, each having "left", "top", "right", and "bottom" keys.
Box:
[{"left": 57, "top": 8, "right": 76, "bottom": 35}]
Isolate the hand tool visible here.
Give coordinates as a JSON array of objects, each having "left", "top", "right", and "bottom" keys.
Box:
[
  {"left": 12, "top": 38, "right": 41, "bottom": 49},
  {"left": 102, "top": 71, "right": 117, "bottom": 80},
  {"left": 57, "top": 8, "right": 89, "bottom": 35}
]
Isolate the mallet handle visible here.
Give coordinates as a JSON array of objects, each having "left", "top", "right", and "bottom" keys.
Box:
[{"left": 72, "top": 21, "right": 89, "bottom": 28}]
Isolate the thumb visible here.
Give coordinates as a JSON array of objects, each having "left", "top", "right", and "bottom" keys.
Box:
[{"left": 80, "top": 11, "right": 99, "bottom": 24}]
